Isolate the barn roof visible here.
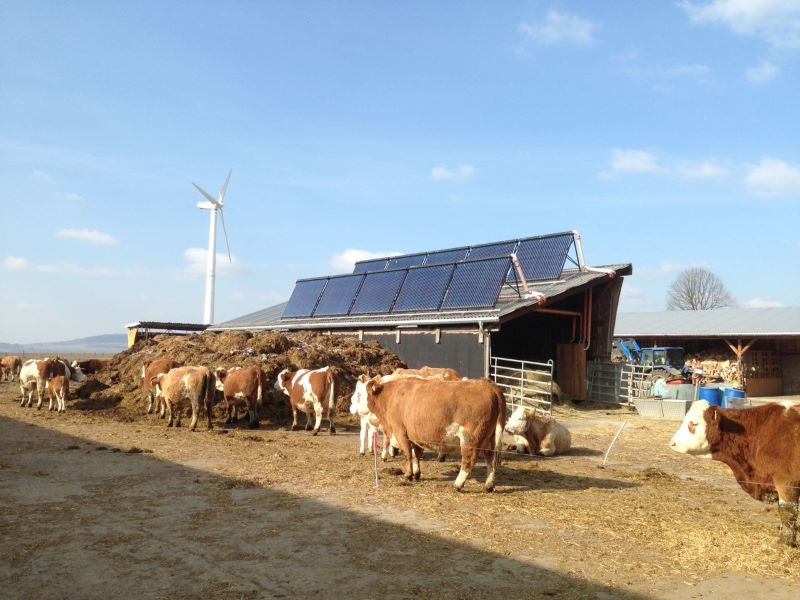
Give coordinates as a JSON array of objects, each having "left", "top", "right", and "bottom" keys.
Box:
[
  {"left": 614, "top": 307, "right": 800, "bottom": 338},
  {"left": 209, "top": 264, "right": 631, "bottom": 332}
]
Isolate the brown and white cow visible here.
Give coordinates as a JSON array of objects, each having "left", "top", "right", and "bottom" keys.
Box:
[
  {"left": 274, "top": 367, "right": 337, "bottom": 435},
  {"left": 151, "top": 366, "right": 216, "bottom": 431},
  {"left": 1, "top": 355, "right": 23, "bottom": 382},
  {"left": 77, "top": 358, "right": 108, "bottom": 375},
  {"left": 670, "top": 400, "right": 800, "bottom": 547},
  {"left": 142, "top": 358, "right": 182, "bottom": 416},
  {"left": 19, "top": 358, "right": 86, "bottom": 409},
  {"left": 364, "top": 377, "right": 506, "bottom": 492},
  {"left": 504, "top": 406, "right": 571, "bottom": 456},
  {"left": 350, "top": 367, "right": 462, "bottom": 458},
  {"left": 215, "top": 366, "right": 265, "bottom": 428},
  {"left": 46, "top": 375, "right": 70, "bottom": 413},
  {"left": 391, "top": 366, "right": 463, "bottom": 381}
]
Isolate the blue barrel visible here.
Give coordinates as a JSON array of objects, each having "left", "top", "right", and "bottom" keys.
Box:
[
  {"left": 699, "top": 387, "right": 723, "bottom": 407},
  {"left": 723, "top": 388, "right": 746, "bottom": 409}
]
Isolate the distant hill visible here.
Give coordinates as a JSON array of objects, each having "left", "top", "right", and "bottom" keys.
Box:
[{"left": 0, "top": 333, "right": 128, "bottom": 356}]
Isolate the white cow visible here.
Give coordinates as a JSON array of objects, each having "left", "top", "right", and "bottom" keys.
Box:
[
  {"left": 505, "top": 406, "right": 571, "bottom": 456},
  {"left": 19, "top": 358, "right": 86, "bottom": 410}
]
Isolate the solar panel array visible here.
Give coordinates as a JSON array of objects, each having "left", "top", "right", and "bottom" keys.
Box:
[
  {"left": 281, "top": 256, "right": 514, "bottom": 319},
  {"left": 350, "top": 232, "right": 575, "bottom": 282}
]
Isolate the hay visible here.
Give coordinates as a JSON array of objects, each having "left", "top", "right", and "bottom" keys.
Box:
[{"left": 75, "top": 330, "right": 405, "bottom": 423}]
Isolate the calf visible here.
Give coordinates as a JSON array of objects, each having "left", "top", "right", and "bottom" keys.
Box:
[
  {"left": 365, "top": 377, "right": 506, "bottom": 492},
  {"left": 215, "top": 366, "right": 264, "bottom": 428},
  {"left": 504, "top": 407, "right": 571, "bottom": 456},
  {"left": 46, "top": 375, "right": 70, "bottom": 413},
  {"left": 152, "top": 366, "right": 216, "bottom": 431},
  {"left": 1, "top": 355, "right": 22, "bottom": 382},
  {"left": 275, "top": 367, "right": 337, "bottom": 435},
  {"left": 142, "top": 358, "right": 182, "bottom": 416},
  {"left": 670, "top": 400, "right": 800, "bottom": 547}
]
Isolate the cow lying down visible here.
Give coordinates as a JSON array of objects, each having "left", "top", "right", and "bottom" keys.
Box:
[
  {"left": 670, "top": 400, "right": 800, "bottom": 547},
  {"left": 504, "top": 406, "right": 572, "bottom": 456}
]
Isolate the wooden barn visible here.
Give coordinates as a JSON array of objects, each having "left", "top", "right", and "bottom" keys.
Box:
[{"left": 210, "top": 231, "right": 631, "bottom": 404}]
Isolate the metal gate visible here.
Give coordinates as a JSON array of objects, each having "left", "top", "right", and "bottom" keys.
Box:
[
  {"left": 619, "top": 364, "right": 654, "bottom": 405},
  {"left": 490, "top": 356, "right": 553, "bottom": 415}
]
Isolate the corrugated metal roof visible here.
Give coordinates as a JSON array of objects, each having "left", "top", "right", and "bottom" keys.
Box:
[
  {"left": 126, "top": 321, "right": 208, "bottom": 332},
  {"left": 210, "top": 265, "right": 631, "bottom": 332},
  {"left": 209, "top": 302, "right": 288, "bottom": 331},
  {"left": 615, "top": 307, "right": 800, "bottom": 338}
]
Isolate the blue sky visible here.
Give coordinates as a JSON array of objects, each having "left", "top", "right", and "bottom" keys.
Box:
[{"left": 2, "top": 1, "right": 799, "bottom": 343}]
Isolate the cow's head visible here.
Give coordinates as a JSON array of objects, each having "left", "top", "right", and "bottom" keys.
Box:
[
  {"left": 215, "top": 368, "right": 228, "bottom": 391},
  {"left": 505, "top": 406, "right": 533, "bottom": 435},
  {"left": 69, "top": 364, "right": 87, "bottom": 383},
  {"left": 670, "top": 400, "right": 713, "bottom": 456},
  {"left": 350, "top": 374, "right": 371, "bottom": 416},
  {"left": 274, "top": 368, "right": 293, "bottom": 396}
]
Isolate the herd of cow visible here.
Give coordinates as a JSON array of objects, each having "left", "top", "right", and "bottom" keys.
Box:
[{"left": 1, "top": 352, "right": 799, "bottom": 547}]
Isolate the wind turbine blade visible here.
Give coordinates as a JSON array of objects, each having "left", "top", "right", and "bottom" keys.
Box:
[
  {"left": 220, "top": 208, "right": 232, "bottom": 263},
  {"left": 192, "top": 182, "right": 219, "bottom": 206},
  {"left": 219, "top": 168, "right": 233, "bottom": 205}
]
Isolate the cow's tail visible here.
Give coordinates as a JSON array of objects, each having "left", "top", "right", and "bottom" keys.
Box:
[
  {"left": 326, "top": 369, "right": 336, "bottom": 411},
  {"left": 493, "top": 386, "right": 507, "bottom": 470},
  {"left": 204, "top": 369, "right": 216, "bottom": 414}
]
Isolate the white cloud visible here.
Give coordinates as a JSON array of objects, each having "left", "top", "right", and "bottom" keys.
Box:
[
  {"left": 745, "top": 61, "right": 778, "bottom": 82},
  {"left": 183, "top": 247, "right": 248, "bottom": 277},
  {"left": 2, "top": 255, "right": 128, "bottom": 277},
  {"left": 62, "top": 192, "right": 83, "bottom": 202},
  {"left": 431, "top": 164, "right": 475, "bottom": 182},
  {"left": 33, "top": 170, "right": 53, "bottom": 183},
  {"left": 740, "top": 297, "right": 785, "bottom": 308},
  {"left": 681, "top": 0, "right": 800, "bottom": 48},
  {"left": 618, "top": 285, "right": 661, "bottom": 312},
  {"left": 666, "top": 63, "right": 711, "bottom": 77},
  {"left": 56, "top": 228, "right": 119, "bottom": 245},
  {"left": 678, "top": 160, "right": 729, "bottom": 179},
  {"left": 518, "top": 10, "right": 597, "bottom": 46},
  {"left": 330, "top": 249, "right": 401, "bottom": 273},
  {"left": 746, "top": 158, "right": 800, "bottom": 197},
  {"left": 610, "top": 149, "right": 661, "bottom": 173}
]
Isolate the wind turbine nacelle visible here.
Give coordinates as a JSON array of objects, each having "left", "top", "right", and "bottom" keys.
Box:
[{"left": 197, "top": 201, "right": 218, "bottom": 210}]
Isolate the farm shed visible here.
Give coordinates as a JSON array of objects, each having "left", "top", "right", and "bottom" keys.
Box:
[
  {"left": 125, "top": 321, "right": 208, "bottom": 349},
  {"left": 210, "top": 231, "right": 632, "bottom": 402},
  {"left": 614, "top": 307, "right": 800, "bottom": 396}
]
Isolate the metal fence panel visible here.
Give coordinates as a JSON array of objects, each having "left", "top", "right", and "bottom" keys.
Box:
[{"left": 490, "top": 356, "right": 553, "bottom": 416}]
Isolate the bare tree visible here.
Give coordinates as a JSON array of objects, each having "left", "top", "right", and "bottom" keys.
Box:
[{"left": 666, "top": 267, "right": 735, "bottom": 310}]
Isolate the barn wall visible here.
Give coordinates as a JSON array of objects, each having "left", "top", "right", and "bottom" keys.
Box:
[
  {"left": 362, "top": 330, "right": 486, "bottom": 379},
  {"left": 491, "top": 312, "right": 572, "bottom": 363}
]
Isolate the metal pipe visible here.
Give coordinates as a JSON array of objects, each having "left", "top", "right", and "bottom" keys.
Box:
[
  {"left": 571, "top": 230, "right": 617, "bottom": 277},
  {"left": 583, "top": 287, "right": 593, "bottom": 351}
]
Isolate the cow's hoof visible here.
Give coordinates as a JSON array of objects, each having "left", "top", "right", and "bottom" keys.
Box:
[
  {"left": 436, "top": 454, "right": 446, "bottom": 463},
  {"left": 413, "top": 472, "right": 421, "bottom": 481},
  {"left": 329, "top": 428, "right": 336, "bottom": 435},
  {"left": 453, "top": 485, "right": 465, "bottom": 493},
  {"left": 291, "top": 425, "right": 299, "bottom": 431},
  {"left": 249, "top": 421, "right": 259, "bottom": 429},
  {"left": 484, "top": 484, "right": 495, "bottom": 493},
  {"left": 359, "top": 451, "right": 365, "bottom": 457},
  {"left": 305, "top": 424, "right": 313, "bottom": 432},
  {"left": 312, "top": 430, "right": 319, "bottom": 436}
]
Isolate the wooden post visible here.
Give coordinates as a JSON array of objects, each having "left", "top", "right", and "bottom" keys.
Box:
[{"left": 724, "top": 338, "right": 756, "bottom": 389}]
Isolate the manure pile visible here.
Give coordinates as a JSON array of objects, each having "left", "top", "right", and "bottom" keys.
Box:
[{"left": 74, "top": 331, "right": 405, "bottom": 422}]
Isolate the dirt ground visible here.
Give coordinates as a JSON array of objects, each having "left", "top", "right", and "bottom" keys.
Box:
[{"left": 1, "top": 381, "right": 799, "bottom": 599}]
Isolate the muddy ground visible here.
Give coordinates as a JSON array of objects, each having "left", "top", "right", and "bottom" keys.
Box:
[{"left": 1, "top": 380, "right": 799, "bottom": 599}]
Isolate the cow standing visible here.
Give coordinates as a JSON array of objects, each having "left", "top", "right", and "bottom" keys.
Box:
[
  {"left": 670, "top": 400, "right": 800, "bottom": 547},
  {"left": 505, "top": 407, "right": 571, "bottom": 456},
  {"left": 215, "top": 366, "right": 265, "bottom": 428},
  {"left": 46, "top": 375, "right": 70, "bottom": 413},
  {"left": 152, "top": 366, "right": 216, "bottom": 431},
  {"left": 350, "top": 366, "right": 463, "bottom": 458},
  {"left": 364, "top": 377, "right": 506, "bottom": 492},
  {"left": 1, "top": 356, "right": 22, "bottom": 382},
  {"left": 142, "top": 358, "right": 182, "bottom": 417},
  {"left": 19, "top": 358, "right": 85, "bottom": 409},
  {"left": 274, "top": 367, "right": 336, "bottom": 435}
]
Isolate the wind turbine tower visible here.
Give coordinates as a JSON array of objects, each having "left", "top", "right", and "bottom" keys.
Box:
[{"left": 192, "top": 169, "right": 232, "bottom": 324}]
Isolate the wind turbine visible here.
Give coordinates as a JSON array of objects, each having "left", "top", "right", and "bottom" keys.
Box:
[{"left": 192, "top": 169, "right": 232, "bottom": 325}]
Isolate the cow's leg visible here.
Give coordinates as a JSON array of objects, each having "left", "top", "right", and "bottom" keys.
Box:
[
  {"left": 455, "top": 439, "right": 478, "bottom": 492},
  {"left": 394, "top": 431, "right": 414, "bottom": 481},
  {"left": 35, "top": 382, "right": 44, "bottom": 409},
  {"left": 411, "top": 444, "right": 423, "bottom": 481},
  {"left": 359, "top": 416, "right": 369, "bottom": 456},
  {"left": 158, "top": 396, "right": 166, "bottom": 419},
  {"left": 290, "top": 404, "right": 300, "bottom": 431},
  {"left": 165, "top": 401, "right": 174, "bottom": 427},
  {"left": 328, "top": 405, "right": 336, "bottom": 435},
  {"left": 776, "top": 485, "right": 799, "bottom": 547},
  {"left": 146, "top": 392, "right": 154, "bottom": 414},
  {"left": 206, "top": 396, "right": 214, "bottom": 431},
  {"left": 305, "top": 411, "right": 314, "bottom": 432},
  {"left": 19, "top": 384, "right": 26, "bottom": 406},
  {"left": 436, "top": 451, "right": 446, "bottom": 462},
  {"left": 247, "top": 400, "right": 259, "bottom": 429}
]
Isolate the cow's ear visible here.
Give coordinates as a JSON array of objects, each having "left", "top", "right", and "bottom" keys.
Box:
[
  {"left": 358, "top": 374, "right": 369, "bottom": 383},
  {"left": 367, "top": 380, "right": 384, "bottom": 395}
]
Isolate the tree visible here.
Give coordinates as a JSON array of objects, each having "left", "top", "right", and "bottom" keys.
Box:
[{"left": 666, "top": 267, "right": 735, "bottom": 310}]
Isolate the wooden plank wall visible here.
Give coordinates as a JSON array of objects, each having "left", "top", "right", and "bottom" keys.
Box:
[{"left": 557, "top": 343, "right": 587, "bottom": 401}]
